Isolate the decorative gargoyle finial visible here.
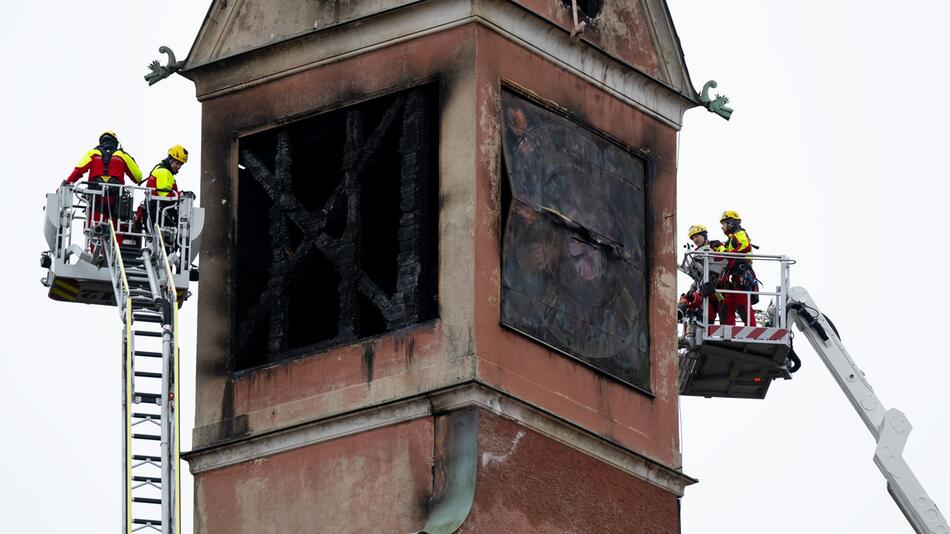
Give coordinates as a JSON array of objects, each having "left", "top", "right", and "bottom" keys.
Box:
[
  {"left": 699, "top": 80, "right": 733, "bottom": 120},
  {"left": 144, "top": 46, "right": 184, "bottom": 86}
]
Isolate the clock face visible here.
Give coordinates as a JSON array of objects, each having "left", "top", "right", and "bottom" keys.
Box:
[{"left": 500, "top": 91, "right": 650, "bottom": 391}]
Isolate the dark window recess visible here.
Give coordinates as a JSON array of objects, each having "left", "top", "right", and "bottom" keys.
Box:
[
  {"left": 560, "top": 0, "right": 604, "bottom": 22},
  {"left": 500, "top": 91, "right": 650, "bottom": 392},
  {"left": 234, "top": 85, "right": 439, "bottom": 370}
]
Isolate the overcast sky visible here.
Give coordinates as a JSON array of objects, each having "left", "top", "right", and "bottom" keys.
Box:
[
  {"left": 672, "top": 1, "right": 950, "bottom": 532},
  {"left": 2, "top": 1, "right": 947, "bottom": 533},
  {"left": 2, "top": 2, "right": 205, "bottom": 532}
]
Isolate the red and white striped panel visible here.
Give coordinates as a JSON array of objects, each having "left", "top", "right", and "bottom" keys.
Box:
[{"left": 707, "top": 325, "right": 789, "bottom": 343}]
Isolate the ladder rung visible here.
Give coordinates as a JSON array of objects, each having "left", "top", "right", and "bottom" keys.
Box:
[
  {"left": 134, "top": 351, "right": 163, "bottom": 358},
  {"left": 133, "top": 476, "right": 162, "bottom": 483},
  {"left": 134, "top": 392, "right": 161, "bottom": 404},
  {"left": 133, "top": 433, "right": 161, "bottom": 441},
  {"left": 132, "top": 519, "right": 162, "bottom": 526},
  {"left": 134, "top": 330, "right": 163, "bottom": 338},
  {"left": 133, "top": 314, "right": 163, "bottom": 323},
  {"left": 133, "top": 497, "right": 162, "bottom": 505},
  {"left": 133, "top": 455, "right": 161, "bottom": 462},
  {"left": 134, "top": 371, "right": 162, "bottom": 378},
  {"left": 132, "top": 412, "right": 160, "bottom": 419}
]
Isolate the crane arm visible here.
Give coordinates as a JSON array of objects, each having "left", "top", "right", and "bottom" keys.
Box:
[{"left": 787, "top": 287, "right": 947, "bottom": 534}]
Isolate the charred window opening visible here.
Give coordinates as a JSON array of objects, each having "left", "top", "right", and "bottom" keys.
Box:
[
  {"left": 234, "top": 85, "right": 439, "bottom": 371},
  {"left": 560, "top": 0, "right": 604, "bottom": 22},
  {"left": 500, "top": 91, "right": 650, "bottom": 392}
]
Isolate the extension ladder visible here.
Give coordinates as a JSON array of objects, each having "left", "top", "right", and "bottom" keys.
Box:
[{"left": 106, "top": 224, "right": 180, "bottom": 534}]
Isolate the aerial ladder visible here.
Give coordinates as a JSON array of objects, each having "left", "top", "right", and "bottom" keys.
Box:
[
  {"left": 41, "top": 182, "right": 203, "bottom": 534},
  {"left": 677, "top": 250, "right": 947, "bottom": 534}
]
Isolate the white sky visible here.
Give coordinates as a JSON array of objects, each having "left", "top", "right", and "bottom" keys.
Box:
[
  {"left": 2, "top": 2, "right": 205, "bottom": 532},
  {"left": 2, "top": 1, "right": 946, "bottom": 533},
  {"left": 671, "top": 1, "right": 950, "bottom": 532}
]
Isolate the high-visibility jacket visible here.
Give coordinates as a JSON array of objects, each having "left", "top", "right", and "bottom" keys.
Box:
[
  {"left": 723, "top": 228, "right": 751, "bottom": 254},
  {"left": 714, "top": 228, "right": 753, "bottom": 268},
  {"left": 718, "top": 228, "right": 755, "bottom": 287},
  {"left": 65, "top": 148, "right": 142, "bottom": 185},
  {"left": 145, "top": 163, "right": 179, "bottom": 198}
]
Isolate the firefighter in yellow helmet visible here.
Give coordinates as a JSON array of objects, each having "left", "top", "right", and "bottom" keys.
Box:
[
  {"left": 678, "top": 224, "right": 726, "bottom": 323},
  {"left": 137, "top": 145, "right": 189, "bottom": 228},
  {"left": 64, "top": 131, "right": 143, "bottom": 187},
  {"left": 716, "top": 210, "right": 757, "bottom": 326},
  {"left": 63, "top": 131, "right": 143, "bottom": 246},
  {"left": 146, "top": 145, "right": 188, "bottom": 199},
  {"left": 717, "top": 211, "right": 750, "bottom": 254}
]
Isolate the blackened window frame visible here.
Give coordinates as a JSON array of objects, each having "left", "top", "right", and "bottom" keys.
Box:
[
  {"left": 230, "top": 83, "right": 441, "bottom": 372},
  {"left": 498, "top": 85, "right": 655, "bottom": 396}
]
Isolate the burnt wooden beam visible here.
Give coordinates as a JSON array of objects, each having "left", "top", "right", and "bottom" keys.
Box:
[
  {"left": 240, "top": 145, "right": 394, "bottom": 317},
  {"left": 234, "top": 87, "right": 436, "bottom": 364},
  {"left": 337, "top": 109, "right": 364, "bottom": 339},
  {"left": 390, "top": 89, "right": 433, "bottom": 329}
]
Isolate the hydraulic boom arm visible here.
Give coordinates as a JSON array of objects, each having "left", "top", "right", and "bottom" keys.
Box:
[{"left": 787, "top": 287, "right": 947, "bottom": 534}]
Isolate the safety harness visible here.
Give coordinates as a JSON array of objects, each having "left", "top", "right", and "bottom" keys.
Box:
[{"left": 90, "top": 145, "right": 119, "bottom": 184}]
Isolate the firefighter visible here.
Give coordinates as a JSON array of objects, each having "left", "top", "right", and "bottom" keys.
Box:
[
  {"left": 715, "top": 210, "right": 757, "bottom": 326},
  {"left": 63, "top": 131, "right": 143, "bottom": 245},
  {"left": 137, "top": 145, "right": 189, "bottom": 229},
  {"left": 678, "top": 225, "right": 725, "bottom": 323}
]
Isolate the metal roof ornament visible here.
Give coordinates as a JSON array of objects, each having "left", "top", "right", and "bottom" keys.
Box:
[
  {"left": 144, "top": 46, "right": 184, "bottom": 86},
  {"left": 699, "top": 80, "right": 733, "bottom": 120}
]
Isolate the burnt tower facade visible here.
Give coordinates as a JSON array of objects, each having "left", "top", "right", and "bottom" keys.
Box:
[{"left": 180, "top": 0, "right": 700, "bottom": 531}]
